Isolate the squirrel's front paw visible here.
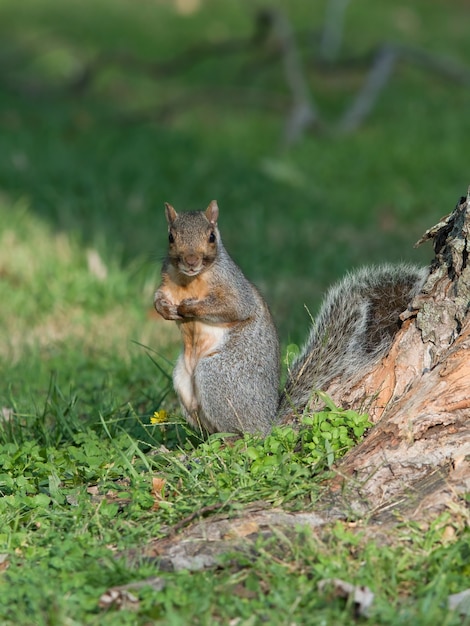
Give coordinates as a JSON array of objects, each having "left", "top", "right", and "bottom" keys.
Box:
[
  {"left": 177, "top": 298, "right": 198, "bottom": 318},
  {"left": 154, "top": 296, "right": 182, "bottom": 321}
]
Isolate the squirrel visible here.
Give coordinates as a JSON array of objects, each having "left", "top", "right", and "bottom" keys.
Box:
[
  {"left": 154, "top": 200, "right": 280, "bottom": 435},
  {"left": 154, "top": 201, "right": 428, "bottom": 435},
  {"left": 277, "top": 263, "right": 428, "bottom": 419}
]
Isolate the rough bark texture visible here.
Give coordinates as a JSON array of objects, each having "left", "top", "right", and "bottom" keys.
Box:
[{"left": 317, "top": 191, "right": 470, "bottom": 522}]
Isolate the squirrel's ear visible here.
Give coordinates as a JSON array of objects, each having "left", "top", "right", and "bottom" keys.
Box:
[
  {"left": 205, "top": 200, "right": 219, "bottom": 225},
  {"left": 165, "top": 203, "right": 177, "bottom": 225}
]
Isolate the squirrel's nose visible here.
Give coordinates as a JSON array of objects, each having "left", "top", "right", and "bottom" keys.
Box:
[{"left": 184, "top": 254, "right": 199, "bottom": 268}]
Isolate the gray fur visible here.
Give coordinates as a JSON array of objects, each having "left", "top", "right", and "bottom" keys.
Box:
[
  {"left": 185, "top": 236, "right": 280, "bottom": 434},
  {"left": 278, "top": 263, "right": 428, "bottom": 418},
  {"left": 194, "top": 288, "right": 280, "bottom": 435}
]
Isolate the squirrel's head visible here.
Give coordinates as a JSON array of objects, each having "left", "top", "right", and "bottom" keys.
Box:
[{"left": 164, "top": 200, "right": 220, "bottom": 277}]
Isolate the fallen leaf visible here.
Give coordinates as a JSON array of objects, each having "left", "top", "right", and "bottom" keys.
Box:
[
  {"left": 448, "top": 588, "right": 470, "bottom": 616},
  {"left": 230, "top": 583, "right": 258, "bottom": 600},
  {"left": 1, "top": 407, "right": 13, "bottom": 422},
  {"left": 441, "top": 525, "right": 456, "bottom": 542},
  {"left": 99, "top": 577, "right": 166, "bottom": 611},
  {"left": 318, "top": 578, "right": 375, "bottom": 617},
  {"left": 98, "top": 588, "right": 139, "bottom": 611},
  {"left": 0, "top": 554, "right": 9, "bottom": 572},
  {"left": 223, "top": 520, "right": 260, "bottom": 539},
  {"left": 87, "top": 249, "right": 107, "bottom": 280},
  {"left": 66, "top": 493, "right": 79, "bottom": 507},
  {"left": 87, "top": 481, "right": 132, "bottom": 509},
  {"left": 151, "top": 476, "right": 166, "bottom": 510}
]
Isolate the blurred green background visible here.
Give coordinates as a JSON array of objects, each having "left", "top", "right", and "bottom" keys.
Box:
[
  {"left": 1, "top": 0, "right": 469, "bottom": 350},
  {"left": 1, "top": 4, "right": 469, "bottom": 622}
]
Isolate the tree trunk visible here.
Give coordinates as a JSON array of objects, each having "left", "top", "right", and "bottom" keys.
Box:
[{"left": 316, "top": 190, "right": 470, "bottom": 523}]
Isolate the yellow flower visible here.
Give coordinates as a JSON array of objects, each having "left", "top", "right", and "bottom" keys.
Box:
[{"left": 151, "top": 410, "right": 168, "bottom": 425}]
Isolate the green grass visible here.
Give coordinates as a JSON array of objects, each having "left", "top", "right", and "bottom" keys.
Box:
[{"left": 0, "top": 0, "right": 469, "bottom": 623}]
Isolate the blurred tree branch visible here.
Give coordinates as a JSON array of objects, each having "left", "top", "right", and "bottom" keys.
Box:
[
  {"left": 2, "top": 6, "right": 470, "bottom": 145},
  {"left": 258, "top": 9, "right": 320, "bottom": 144},
  {"left": 319, "top": 0, "right": 351, "bottom": 62}
]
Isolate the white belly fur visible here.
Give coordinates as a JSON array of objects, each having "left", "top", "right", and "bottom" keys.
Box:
[{"left": 174, "top": 321, "right": 228, "bottom": 417}]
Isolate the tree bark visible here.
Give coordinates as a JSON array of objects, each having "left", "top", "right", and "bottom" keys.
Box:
[{"left": 316, "top": 190, "right": 470, "bottom": 523}]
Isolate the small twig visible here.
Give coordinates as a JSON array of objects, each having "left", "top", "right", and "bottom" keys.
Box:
[
  {"left": 70, "top": 39, "right": 254, "bottom": 95},
  {"left": 400, "top": 45, "right": 470, "bottom": 85},
  {"left": 337, "top": 42, "right": 470, "bottom": 134},
  {"left": 338, "top": 43, "right": 397, "bottom": 134},
  {"left": 66, "top": 16, "right": 274, "bottom": 96},
  {"left": 117, "top": 87, "right": 289, "bottom": 126},
  {"left": 166, "top": 502, "right": 230, "bottom": 537},
  {"left": 260, "top": 8, "right": 320, "bottom": 145},
  {"left": 319, "top": 0, "right": 351, "bottom": 62}
]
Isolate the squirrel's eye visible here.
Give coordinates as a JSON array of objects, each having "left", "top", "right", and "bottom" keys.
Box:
[
  {"left": 168, "top": 232, "right": 175, "bottom": 244},
  {"left": 208, "top": 231, "right": 216, "bottom": 243}
]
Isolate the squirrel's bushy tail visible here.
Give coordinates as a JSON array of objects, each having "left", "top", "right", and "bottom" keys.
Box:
[{"left": 278, "top": 263, "right": 428, "bottom": 419}]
